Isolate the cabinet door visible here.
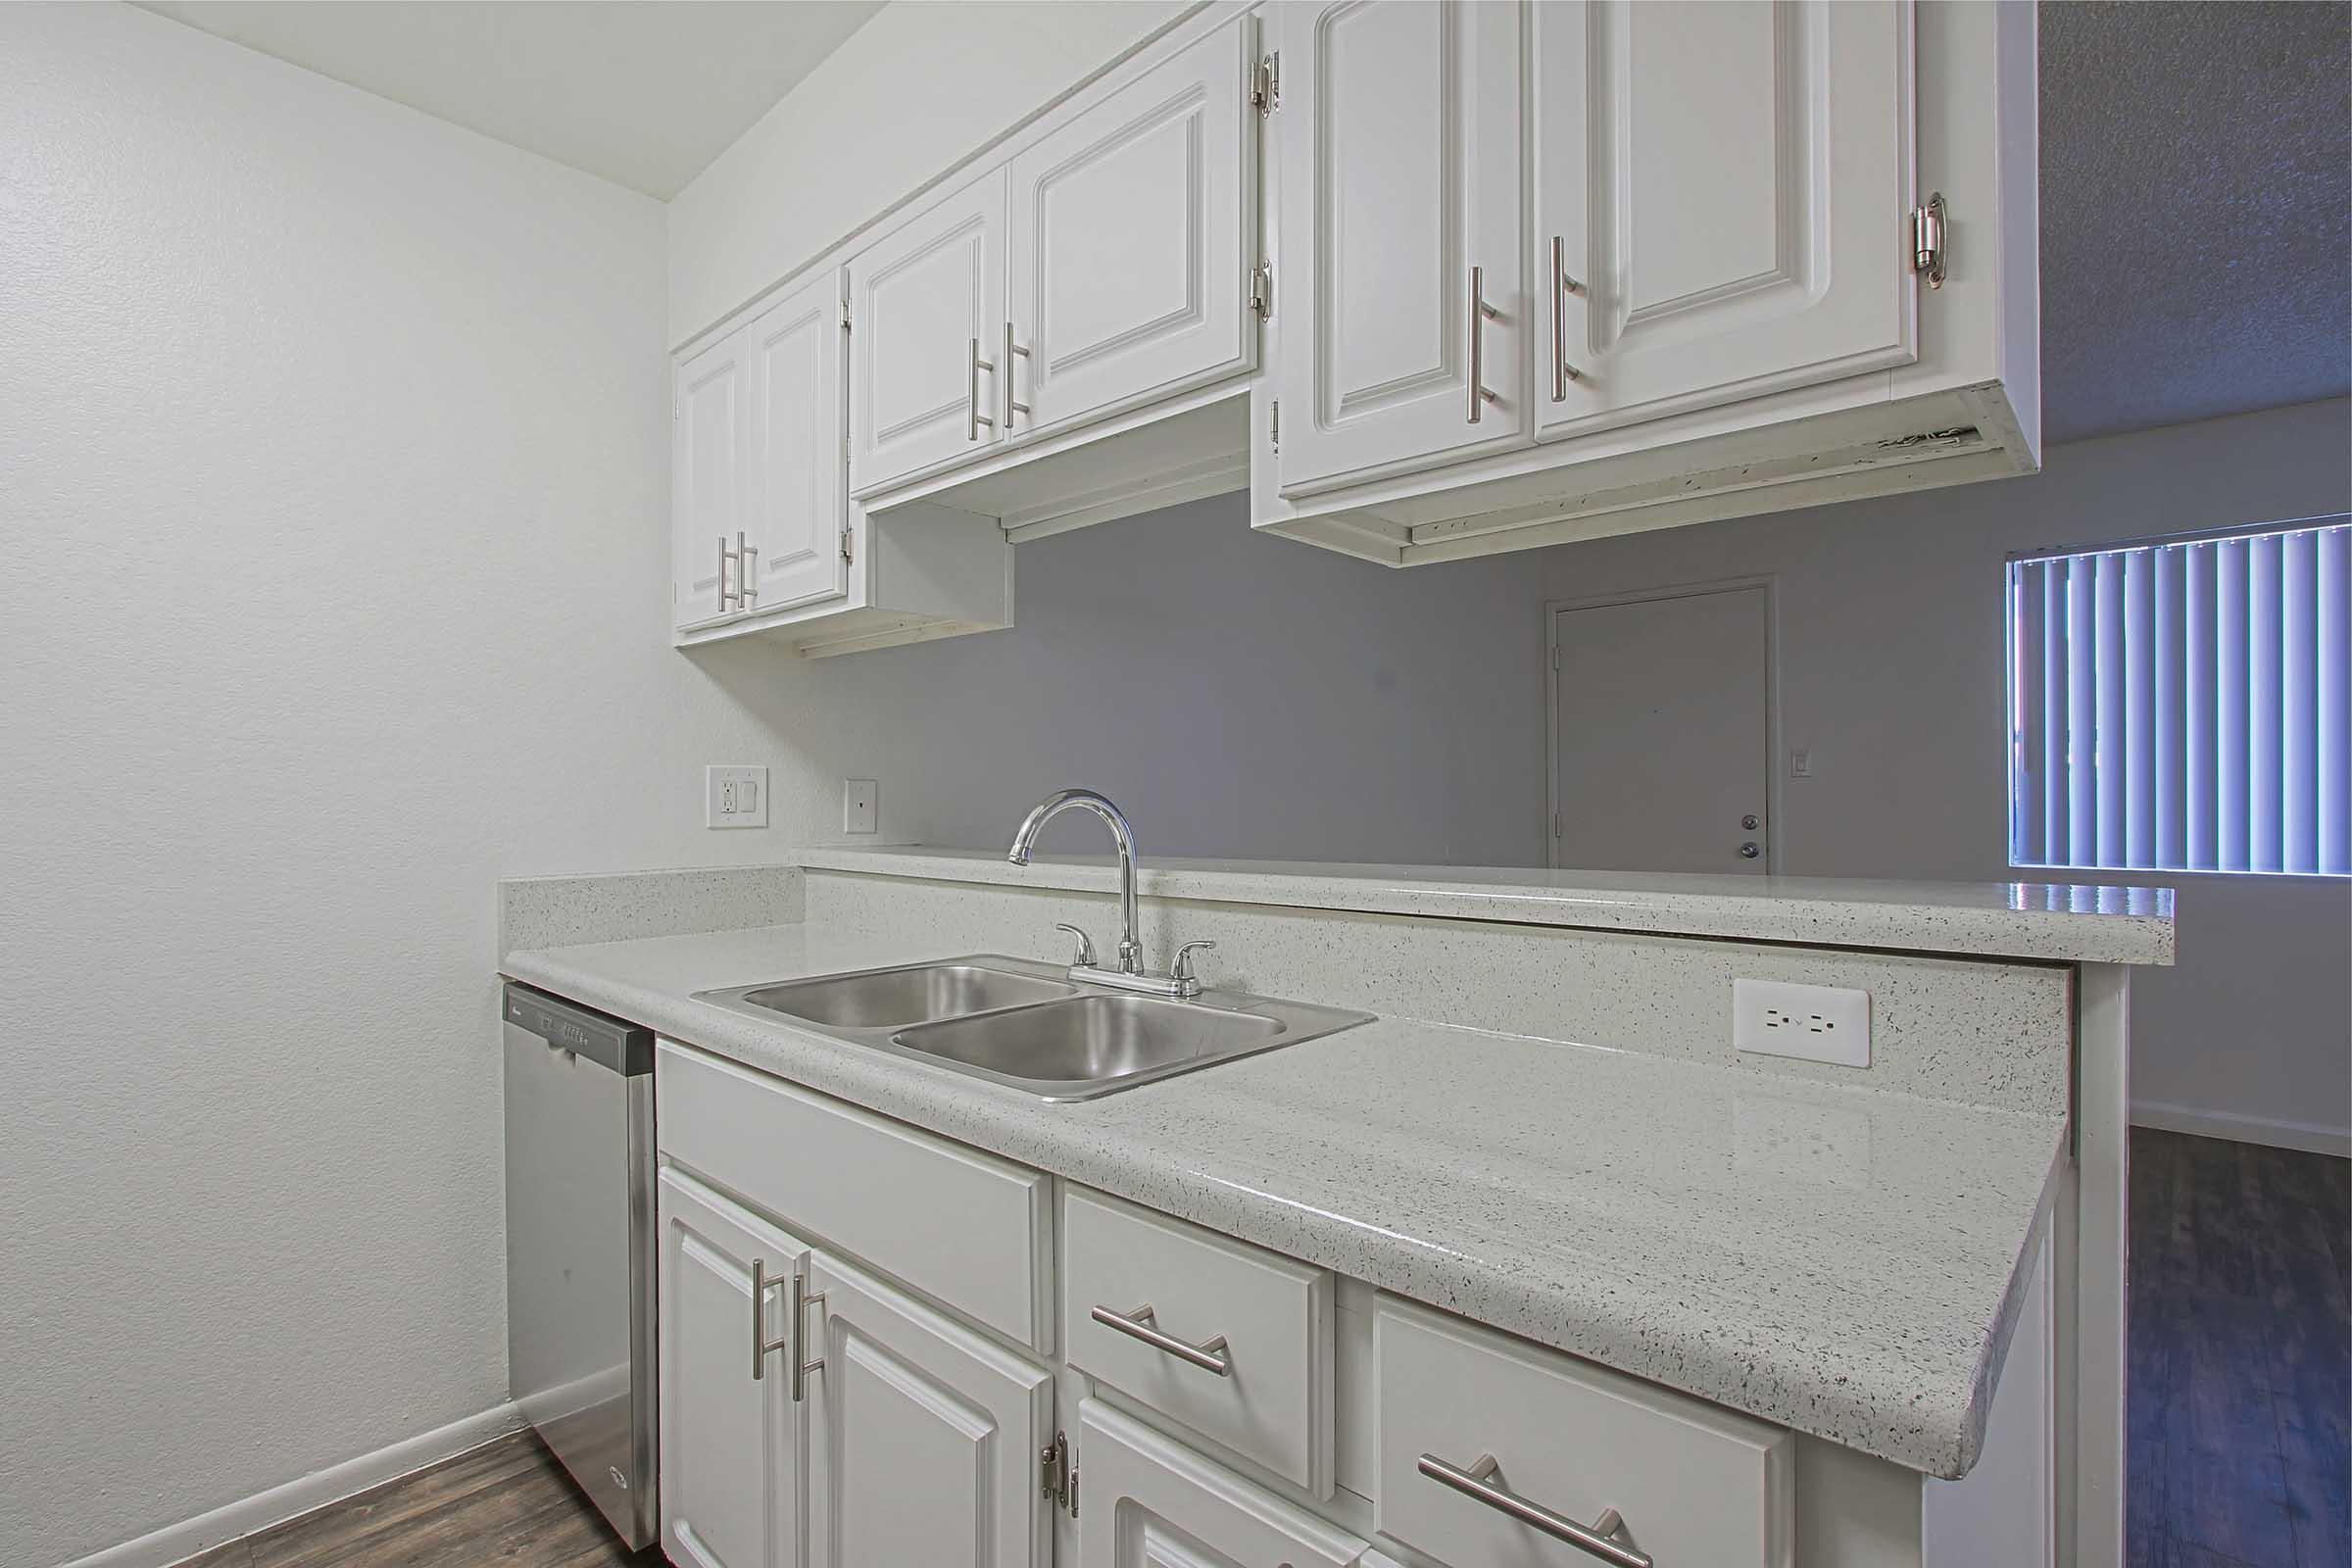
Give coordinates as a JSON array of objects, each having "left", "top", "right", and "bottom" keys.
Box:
[
  {"left": 847, "top": 171, "right": 1007, "bottom": 497},
  {"left": 673, "top": 326, "right": 749, "bottom": 629},
  {"left": 743, "top": 270, "right": 849, "bottom": 612},
  {"left": 1534, "top": 0, "right": 1917, "bottom": 441},
  {"left": 805, "top": 1249, "right": 1053, "bottom": 1568},
  {"left": 1077, "top": 1399, "right": 1366, "bottom": 1568},
  {"left": 657, "top": 1168, "right": 808, "bottom": 1568},
  {"left": 1006, "top": 18, "right": 1255, "bottom": 441},
  {"left": 1276, "top": 0, "right": 1524, "bottom": 497}
]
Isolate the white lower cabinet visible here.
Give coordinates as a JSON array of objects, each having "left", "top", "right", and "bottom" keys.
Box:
[
  {"left": 657, "top": 1168, "right": 808, "bottom": 1568},
  {"left": 804, "top": 1247, "right": 1054, "bottom": 1568},
  {"left": 1077, "top": 1398, "right": 1366, "bottom": 1568}
]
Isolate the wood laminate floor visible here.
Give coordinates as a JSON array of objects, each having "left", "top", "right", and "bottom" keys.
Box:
[
  {"left": 178, "top": 1429, "right": 659, "bottom": 1568},
  {"left": 2131, "top": 1128, "right": 2350, "bottom": 1568},
  {"left": 174, "top": 1129, "right": 2347, "bottom": 1568}
]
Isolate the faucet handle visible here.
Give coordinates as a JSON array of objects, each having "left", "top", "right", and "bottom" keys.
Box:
[
  {"left": 1053, "top": 923, "right": 1098, "bottom": 968},
  {"left": 1170, "top": 941, "right": 1217, "bottom": 988}
]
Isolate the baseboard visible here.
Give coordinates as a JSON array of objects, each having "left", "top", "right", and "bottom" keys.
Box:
[
  {"left": 58, "top": 1401, "right": 526, "bottom": 1568},
  {"left": 2132, "top": 1099, "right": 2352, "bottom": 1158}
]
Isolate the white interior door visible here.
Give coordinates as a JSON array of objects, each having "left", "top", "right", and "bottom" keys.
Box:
[
  {"left": 745, "top": 270, "right": 849, "bottom": 612},
  {"left": 847, "top": 171, "right": 1007, "bottom": 496},
  {"left": 657, "top": 1168, "right": 808, "bottom": 1568},
  {"left": 673, "top": 326, "right": 748, "bottom": 629},
  {"left": 805, "top": 1249, "right": 1053, "bottom": 1568},
  {"left": 1550, "top": 584, "right": 1773, "bottom": 874},
  {"left": 1007, "top": 18, "right": 1254, "bottom": 440},
  {"left": 1534, "top": 0, "right": 1917, "bottom": 440},
  {"left": 1276, "top": 0, "right": 1525, "bottom": 497},
  {"left": 1076, "top": 1398, "right": 1367, "bottom": 1568}
]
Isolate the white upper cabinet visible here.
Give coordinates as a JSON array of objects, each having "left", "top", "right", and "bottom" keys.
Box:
[
  {"left": 1533, "top": 0, "right": 1918, "bottom": 441},
  {"left": 848, "top": 171, "right": 1008, "bottom": 497},
  {"left": 1005, "top": 19, "right": 1257, "bottom": 442},
  {"left": 803, "top": 1248, "right": 1052, "bottom": 1568},
  {"left": 673, "top": 328, "right": 748, "bottom": 630},
  {"left": 1276, "top": 0, "right": 1526, "bottom": 497},
  {"left": 744, "top": 270, "right": 850, "bottom": 612}
]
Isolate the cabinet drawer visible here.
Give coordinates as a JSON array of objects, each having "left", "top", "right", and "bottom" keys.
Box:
[
  {"left": 656, "top": 1041, "right": 1052, "bottom": 1351},
  {"left": 1374, "top": 1294, "right": 1792, "bottom": 1568},
  {"left": 1061, "top": 1186, "right": 1334, "bottom": 1495}
]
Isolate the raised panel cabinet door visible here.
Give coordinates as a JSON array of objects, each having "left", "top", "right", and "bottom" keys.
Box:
[
  {"left": 847, "top": 170, "right": 1008, "bottom": 497},
  {"left": 804, "top": 1249, "right": 1053, "bottom": 1568},
  {"left": 1276, "top": 0, "right": 1526, "bottom": 497},
  {"left": 1534, "top": 0, "right": 1917, "bottom": 440},
  {"left": 657, "top": 1168, "right": 809, "bottom": 1568},
  {"left": 1076, "top": 1398, "right": 1367, "bottom": 1568},
  {"left": 1006, "top": 18, "right": 1255, "bottom": 441},
  {"left": 744, "top": 269, "right": 850, "bottom": 612},
  {"left": 673, "top": 326, "right": 749, "bottom": 629}
]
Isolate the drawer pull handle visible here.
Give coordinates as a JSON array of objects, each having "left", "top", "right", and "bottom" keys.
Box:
[
  {"left": 1416, "top": 1451, "right": 1650, "bottom": 1568},
  {"left": 1089, "top": 1302, "right": 1231, "bottom": 1376}
]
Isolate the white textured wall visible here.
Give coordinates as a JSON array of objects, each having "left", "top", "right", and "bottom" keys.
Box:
[
  {"left": 665, "top": 0, "right": 1192, "bottom": 343},
  {"left": 1532, "top": 399, "right": 2352, "bottom": 1152},
  {"left": 0, "top": 6, "right": 914, "bottom": 1562}
]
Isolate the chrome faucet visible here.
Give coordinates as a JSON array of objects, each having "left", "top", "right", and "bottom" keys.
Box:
[{"left": 1005, "top": 789, "right": 1209, "bottom": 998}]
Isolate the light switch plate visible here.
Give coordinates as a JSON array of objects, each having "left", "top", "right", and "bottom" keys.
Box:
[
  {"left": 1733, "top": 978, "right": 1870, "bottom": 1067},
  {"left": 843, "top": 778, "right": 877, "bottom": 834},
  {"left": 707, "top": 765, "right": 768, "bottom": 829}
]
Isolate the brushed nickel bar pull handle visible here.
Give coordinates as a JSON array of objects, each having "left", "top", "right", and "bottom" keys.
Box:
[
  {"left": 1004, "top": 322, "right": 1030, "bottom": 425},
  {"left": 1550, "top": 235, "right": 1585, "bottom": 399},
  {"left": 968, "top": 337, "right": 996, "bottom": 440},
  {"left": 1467, "top": 264, "right": 1499, "bottom": 423},
  {"left": 790, "top": 1269, "right": 825, "bottom": 1403},
  {"left": 717, "top": 534, "right": 736, "bottom": 612},
  {"left": 1090, "top": 1303, "right": 1231, "bottom": 1376},
  {"left": 1416, "top": 1452, "right": 1650, "bottom": 1568},
  {"left": 736, "top": 530, "right": 758, "bottom": 607},
  {"left": 749, "top": 1258, "right": 791, "bottom": 1380}
]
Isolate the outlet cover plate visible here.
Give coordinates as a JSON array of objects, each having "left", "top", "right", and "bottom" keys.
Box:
[
  {"left": 843, "top": 778, "right": 877, "bottom": 834},
  {"left": 1733, "top": 978, "right": 1870, "bottom": 1067},
  {"left": 707, "top": 765, "right": 768, "bottom": 829}
]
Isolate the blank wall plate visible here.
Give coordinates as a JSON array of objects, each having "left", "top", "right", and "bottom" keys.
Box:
[
  {"left": 843, "top": 778, "right": 877, "bottom": 834},
  {"left": 707, "top": 765, "right": 767, "bottom": 829},
  {"left": 1733, "top": 978, "right": 1870, "bottom": 1067}
]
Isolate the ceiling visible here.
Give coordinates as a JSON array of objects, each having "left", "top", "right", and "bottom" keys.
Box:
[
  {"left": 134, "top": 1, "right": 2348, "bottom": 441},
  {"left": 2038, "top": 1, "right": 2349, "bottom": 442},
  {"left": 132, "top": 0, "right": 885, "bottom": 199}
]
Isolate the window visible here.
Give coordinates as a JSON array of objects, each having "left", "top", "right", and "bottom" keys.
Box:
[{"left": 2007, "top": 516, "right": 2350, "bottom": 876}]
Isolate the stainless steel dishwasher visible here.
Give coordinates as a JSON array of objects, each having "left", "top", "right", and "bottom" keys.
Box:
[{"left": 501, "top": 982, "right": 656, "bottom": 1548}]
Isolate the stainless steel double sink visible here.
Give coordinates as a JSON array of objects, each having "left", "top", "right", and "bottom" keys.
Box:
[{"left": 695, "top": 956, "right": 1372, "bottom": 1101}]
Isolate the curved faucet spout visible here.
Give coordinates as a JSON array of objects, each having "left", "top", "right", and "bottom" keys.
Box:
[{"left": 1006, "top": 789, "right": 1143, "bottom": 974}]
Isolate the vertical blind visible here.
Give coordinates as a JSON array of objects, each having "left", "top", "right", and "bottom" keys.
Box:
[{"left": 2008, "top": 517, "right": 2351, "bottom": 875}]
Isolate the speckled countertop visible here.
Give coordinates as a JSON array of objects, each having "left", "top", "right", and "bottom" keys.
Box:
[
  {"left": 791, "top": 845, "right": 2177, "bottom": 965},
  {"left": 503, "top": 920, "right": 2067, "bottom": 1480}
]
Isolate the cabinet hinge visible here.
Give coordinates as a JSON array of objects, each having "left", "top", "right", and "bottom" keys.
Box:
[
  {"left": 1552, "top": 810, "right": 1563, "bottom": 839},
  {"left": 1268, "top": 398, "right": 1280, "bottom": 454},
  {"left": 1910, "top": 191, "right": 1947, "bottom": 289},
  {"left": 840, "top": 306, "right": 852, "bottom": 333},
  {"left": 1041, "top": 1431, "right": 1077, "bottom": 1518},
  {"left": 1249, "top": 261, "right": 1274, "bottom": 320},
  {"left": 1250, "top": 51, "right": 1279, "bottom": 115},
  {"left": 839, "top": 526, "right": 854, "bottom": 564}
]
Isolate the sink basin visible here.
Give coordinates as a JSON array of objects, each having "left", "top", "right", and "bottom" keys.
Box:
[
  {"left": 727, "top": 960, "right": 1076, "bottom": 1029},
  {"left": 694, "top": 955, "right": 1372, "bottom": 1100},
  {"left": 893, "top": 994, "right": 1287, "bottom": 1098}
]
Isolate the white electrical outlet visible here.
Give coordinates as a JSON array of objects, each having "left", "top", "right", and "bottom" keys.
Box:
[
  {"left": 706, "top": 765, "right": 768, "bottom": 829},
  {"left": 843, "top": 778, "right": 877, "bottom": 834},
  {"left": 1733, "top": 978, "right": 1870, "bottom": 1067}
]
